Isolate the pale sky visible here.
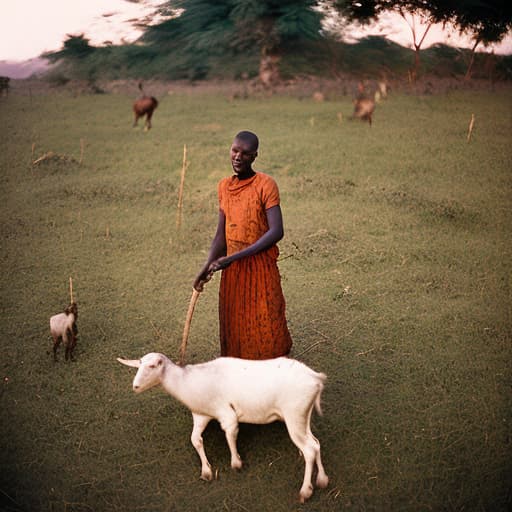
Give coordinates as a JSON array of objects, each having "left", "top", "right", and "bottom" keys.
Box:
[
  {"left": 0, "top": 0, "right": 163, "bottom": 61},
  {"left": 0, "top": 0, "right": 510, "bottom": 62}
]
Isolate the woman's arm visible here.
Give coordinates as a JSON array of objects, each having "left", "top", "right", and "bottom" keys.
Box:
[
  {"left": 193, "top": 210, "right": 227, "bottom": 291},
  {"left": 207, "top": 205, "right": 283, "bottom": 272}
]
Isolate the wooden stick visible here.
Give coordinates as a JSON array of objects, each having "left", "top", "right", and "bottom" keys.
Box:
[
  {"left": 467, "top": 113, "right": 475, "bottom": 142},
  {"left": 69, "top": 277, "right": 74, "bottom": 304},
  {"left": 79, "top": 138, "right": 84, "bottom": 165},
  {"left": 32, "top": 151, "right": 56, "bottom": 165},
  {"left": 176, "top": 144, "right": 187, "bottom": 229},
  {"left": 179, "top": 271, "right": 213, "bottom": 364},
  {"left": 179, "top": 288, "right": 200, "bottom": 365}
]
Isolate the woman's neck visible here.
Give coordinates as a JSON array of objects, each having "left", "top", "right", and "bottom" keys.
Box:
[{"left": 235, "top": 169, "right": 256, "bottom": 180}]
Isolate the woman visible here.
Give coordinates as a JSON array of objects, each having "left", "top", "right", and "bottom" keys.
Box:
[{"left": 194, "top": 131, "right": 292, "bottom": 359}]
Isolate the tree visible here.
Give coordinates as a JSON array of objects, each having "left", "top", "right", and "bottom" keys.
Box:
[
  {"left": 44, "top": 34, "right": 96, "bottom": 63},
  {"left": 438, "top": 1, "right": 512, "bottom": 79},
  {"left": 330, "top": 1, "right": 445, "bottom": 79},
  {"left": 139, "top": 0, "right": 324, "bottom": 85},
  {"left": 395, "top": 7, "right": 434, "bottom": 81},
  {"left": 330, "top": 0, "right": 512, "bottom": 79}
]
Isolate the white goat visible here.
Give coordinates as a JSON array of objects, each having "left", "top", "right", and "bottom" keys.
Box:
[
  {"left": 50, "top": 302, "right": 78, "bottom": 361},
  {"left": 117, "top": 353, "right": 329, "bottom": 502}
]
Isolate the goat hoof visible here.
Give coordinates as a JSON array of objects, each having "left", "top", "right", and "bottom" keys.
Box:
[
  {"left": 316, "top": 474, "right": 329, "bottom": 488},
  {"left": 299, "top": 484, "right": 314, "bottom": 503},
  {"left": 200, "top": 467, "right": 213, "bottom": 481},
  {"left": 231, "top": 457, "right": 242, "bottom": 470}
]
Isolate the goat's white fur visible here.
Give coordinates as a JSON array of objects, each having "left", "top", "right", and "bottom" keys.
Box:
[
  {"left": 50, "top": 307, "right": 77, "bottom": 360},
  {"left": 117, "top": 353, "right": 328, "bottom": 502}
]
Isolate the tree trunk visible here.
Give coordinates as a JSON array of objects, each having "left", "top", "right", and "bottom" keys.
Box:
[
  {"left": 259, "top": 50, "right": 281, "bottom": 88},
  {"left": 464, "top": 38, "right": 480, "bottom": 81},
  {"left": 411, "top": 47, "right": 420, "bottom": 82},
  {"left": 399, "top": 11, "right": 432, "bottom": 83}
]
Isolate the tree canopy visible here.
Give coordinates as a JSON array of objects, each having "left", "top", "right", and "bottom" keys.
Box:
[
  {"left": 332, "top": 0, "right": 512, "bottom": 45},
  {"left": 330, "top": 0, "right": 512, "bottom": 77},
  {"left": 140, "top": 0, "right": 324, "bottom": 83},
  {"left": 41, "top": 1, "right": 512, "bottom": 82},
  {"left": 44, "top": 34, "right": 96, "bottom": 63}
]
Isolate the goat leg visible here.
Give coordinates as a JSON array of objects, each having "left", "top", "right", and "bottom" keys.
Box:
[{"left": 191, "top": 413, "right": 213, "bottom": 481}]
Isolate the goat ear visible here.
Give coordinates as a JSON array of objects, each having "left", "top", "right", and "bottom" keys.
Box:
[{"left": 117, "top": 358, "right": 140, "bottom": 368}]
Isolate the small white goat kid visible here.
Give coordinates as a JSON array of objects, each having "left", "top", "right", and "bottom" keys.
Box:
[
  {"left": 50, "top": 302, "right": 78, "bottom": 361},
  {"left": 117, "top": 353, "right": 329, "bottom": 502}
]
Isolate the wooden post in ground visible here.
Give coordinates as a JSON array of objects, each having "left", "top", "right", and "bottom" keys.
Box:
[
  {"left": 467, "top": 114, "right": 475, "bottom": 143},
  {"left": 69, "top": 277, "right": 74, "bottom": 304},
  {"left": 176, "top": 144, "right": 187, "bottom": 229}
]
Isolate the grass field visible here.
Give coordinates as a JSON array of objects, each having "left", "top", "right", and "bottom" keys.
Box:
[{"left": 1, "top": 83, "right": 511, "bottom": 512}]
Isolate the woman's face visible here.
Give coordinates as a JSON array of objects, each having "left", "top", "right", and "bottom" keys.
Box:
[{"left": 230, "top": 138, "right": 257, "bottom": 176}]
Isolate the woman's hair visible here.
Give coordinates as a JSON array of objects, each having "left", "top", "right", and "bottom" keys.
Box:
[{"left": 235, "top": 131, "right": 259, "bottom": 152}]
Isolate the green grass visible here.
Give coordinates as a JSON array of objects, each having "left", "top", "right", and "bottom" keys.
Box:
[{"left": 1, "top": 85, "right": 511, "bottom": 511}]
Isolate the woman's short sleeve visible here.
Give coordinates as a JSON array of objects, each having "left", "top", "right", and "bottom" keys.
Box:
[{"left": 260, "top": 174, "right": 280, "bottom": 210}]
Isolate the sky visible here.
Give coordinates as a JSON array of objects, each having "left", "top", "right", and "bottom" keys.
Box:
[
  {"left": 0, "top": 0, "right": 163, "bottom": 62},
  {"left": 1, "top": 0, "right": 511, "bottom": 63}
]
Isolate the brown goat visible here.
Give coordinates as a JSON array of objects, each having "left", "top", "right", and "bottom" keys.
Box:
[
  {"left": 349, "top": 81, "right": 375, "bottom": 126},
  {"left": 50, "top": 302, "right": 78, "bottom": 362},
  {"left": 133, "top": 82, "right": 158, "bottom": 131},
  {"left": 351, "top": 97, "right": 375, "bottom": 126}
]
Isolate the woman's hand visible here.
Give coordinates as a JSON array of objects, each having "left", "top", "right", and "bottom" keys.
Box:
[
  {"left": 193, "top": 268, "right": 213, "bottom": 292},
  {"left": 208, "top": 256, "right": 232, "bottom": 272}
]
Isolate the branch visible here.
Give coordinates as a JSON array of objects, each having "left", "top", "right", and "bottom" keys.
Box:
[{"left": 417, "top": 21, "right": 433, "bottom": 50}]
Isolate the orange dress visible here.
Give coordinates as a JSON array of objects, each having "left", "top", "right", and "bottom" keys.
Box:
[{"left": 218, "top": 172, "right": 292, "bottom": 359}]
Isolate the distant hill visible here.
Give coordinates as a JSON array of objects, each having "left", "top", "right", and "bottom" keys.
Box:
[
  {"left": 4, "top": 37, "right": 511, "bottom": 82},
  {"left": 0, "top": 58, "right": 49, "bottom": 79}
]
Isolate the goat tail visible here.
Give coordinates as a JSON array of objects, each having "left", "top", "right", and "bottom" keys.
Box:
[{"left": 314, "top": 372, "right": 327, "bottom": 416}]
